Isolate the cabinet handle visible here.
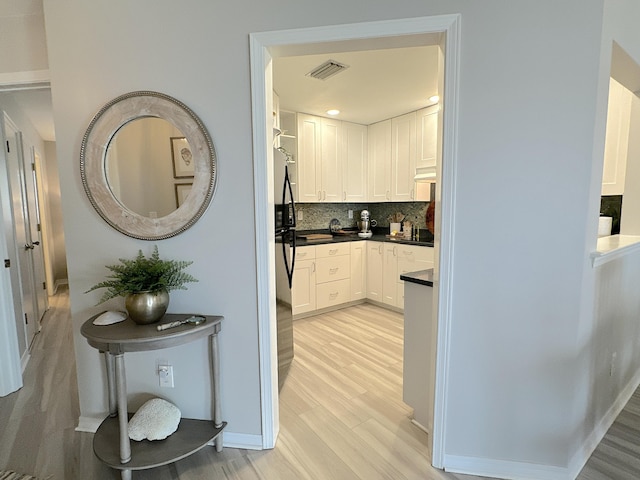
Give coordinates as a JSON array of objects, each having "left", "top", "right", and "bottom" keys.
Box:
[
  {"left": 329, "top": 292, "right": 338, "bottom": 299},
  {"left": 329, "top": 267, "right": 339, "bottom": 274},
  {"left": 323, "top": 191, "right": 327, "bottom": 201},
  {"left": 329, "top": 248, "right": 338, "bottom": 255},
  {"left": 386, "top": 190, "right": 390, "bottom": 200},
  {"left": 410, "top": 189, "right": 414, "bottom": 200},
  {"left": 318, "top": 191, "right": 322, "bottom": 201},
  {"left": 312, "top": 262, "right": 316, "bottom": 272},
  {"left": 343, "top": 191, "right": 346, "bottom": 201},
  {"left": 393, "top": 246, "right": 397, "bottom": 256},
  {"left": 404, "top": 251, "right": 413, "bottom": 256},
  {"left": 379, "top": 245, "right": 383, "bottom": 254}
]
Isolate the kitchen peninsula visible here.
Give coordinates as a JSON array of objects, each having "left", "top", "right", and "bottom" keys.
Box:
[{"left": 400, "top": 268, "right": 436, "bottom": 442}]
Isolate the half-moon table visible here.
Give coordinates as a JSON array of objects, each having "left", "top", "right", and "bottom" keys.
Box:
[{"left": 81, "top": 313, "right": 226, "bottom": 480}]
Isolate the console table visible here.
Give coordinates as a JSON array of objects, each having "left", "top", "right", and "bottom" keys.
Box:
[{"left": 81, "top": 313, "right": 226, "bottom": 480}]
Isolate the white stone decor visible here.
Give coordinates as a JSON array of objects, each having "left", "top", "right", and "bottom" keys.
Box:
[{"left": 128, "top": 398, "right": 181, "bottom": 441}]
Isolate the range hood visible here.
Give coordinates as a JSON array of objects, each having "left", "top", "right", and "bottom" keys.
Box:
[{"left": 414, "top": 166, "right": 436, "bottom": 183}]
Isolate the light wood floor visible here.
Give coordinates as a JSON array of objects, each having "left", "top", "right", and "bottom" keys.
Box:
[{"left": 0, "top": 288, "right": 637, "bottom": 479}]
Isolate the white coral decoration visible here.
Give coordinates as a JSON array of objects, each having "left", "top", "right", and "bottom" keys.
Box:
[{"left": 128, "top": 398, "right": 181, "bottom": 441}]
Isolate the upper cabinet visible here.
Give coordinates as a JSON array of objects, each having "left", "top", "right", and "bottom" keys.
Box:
[
  {"left": 343, "top": 122, "right": 368, "bottom": 202},
  {"left": 368, "top": 119, "right": 392, "bottom": 202},
  {"left": 390, "top": 112, "right": 417, "bottom": 201},
  {"left": 290, "top": 105, "right": 438, "bottom": 203},
  {"left": 602, "top": 78, "right": 632, "bottom": 196},
  {"left": 297, "top": 114, "right": 343, "bottom": 202}
]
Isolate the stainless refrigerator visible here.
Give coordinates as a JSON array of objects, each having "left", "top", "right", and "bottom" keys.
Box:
[{"left": 274, "top": 146, "right": 296, "bottom": 390}]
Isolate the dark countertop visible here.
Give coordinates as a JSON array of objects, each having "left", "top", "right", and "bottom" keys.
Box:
[
  {"left": 400, "top": 269, "right": 434, "bottom": 287},
  {"left": 295, "top": 229, "right": 434, "bottom": 248}
]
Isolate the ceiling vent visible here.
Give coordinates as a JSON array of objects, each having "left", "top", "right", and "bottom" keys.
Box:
[{"left": 305, "top": 60, "right": 349, "bottom": 81}]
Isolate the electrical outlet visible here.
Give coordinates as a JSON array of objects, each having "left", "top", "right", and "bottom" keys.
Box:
[
  {"left": 348, "top": 210, "right": 353, "bottom": 219},
  {"left": 298, "top": 210, "right": 303, "bottom": 221},
  {"left": 158, "top": 365, "right": 174, "bottom": 387}
]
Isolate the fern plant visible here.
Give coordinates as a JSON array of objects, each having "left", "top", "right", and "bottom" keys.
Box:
[{"left": 86, "top": 246, "right": 198, "bottom": 304}]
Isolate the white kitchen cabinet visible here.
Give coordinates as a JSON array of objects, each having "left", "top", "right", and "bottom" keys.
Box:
[
  {"left": 343, "top": 122, "right": 368, "bottom": 202},
  {"left": 296, "top": 114, "right": 322, "bottom": 202},
  {"left": 315, "top": 242, "right": 350, "bottom": 310},
  {"left": 382, "top": 243, "right": 398, "bottom": 306},
  {"left": 291, "top": 246, "right": 316, "bottom": 316},
  {"left": 366, "top": 241, "right": 384, "bottom": 301},
  {"left": 296, "top": 113, "right": 343, "bottom": 202},
  {"left": 368, "top": 120, "right": 392, "bottom": 202},
  {"left": 395, "top": 244, "right": 434, "bottom": 308},
  {"left": 391, "top": 111, "right": 417, "bottom": 201},
  {"left": 350, "top": 241, "right": 366, "bottom": 300},
  {"left": 416, "top": 105, "right": 438, "bottom": 170},
  {"left": 278, "top": 110, "right": 298, "bottom": 200},
  {"left": 602, "top": 77, "right": 632, "bottom": 196}
]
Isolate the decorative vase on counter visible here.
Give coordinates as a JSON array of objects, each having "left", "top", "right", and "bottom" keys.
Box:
[{"left": 125, "top": 290, "right": 170, "bottom": 325}]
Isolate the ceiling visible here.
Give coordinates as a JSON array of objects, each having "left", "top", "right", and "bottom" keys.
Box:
[{"left": 273, "top": 45, "right": 440, "bottom": 126}]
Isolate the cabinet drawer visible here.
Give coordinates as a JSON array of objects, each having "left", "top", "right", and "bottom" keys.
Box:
[
  {"left": 317, "top": 279, "right": 351, "bottom": 309},
  {"left": 295, "top": 245, "right": 316, "bottom": 261},
  {"left": 397, "top": 246, "right": 434, "bottom": 278},
  {"left": 316, "top": 255, "right": 350, "bottom": 284},
  {"left": 316, "top": 242, "right": 350, "bottom": 258}
]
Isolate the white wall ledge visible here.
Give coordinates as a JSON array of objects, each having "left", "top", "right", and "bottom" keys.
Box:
[{"left": 591, "top": 235, "right": 640, "bottom": 267}]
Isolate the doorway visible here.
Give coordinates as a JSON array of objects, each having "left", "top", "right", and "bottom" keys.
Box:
[{"left": 250, "top": 14, "right": 460, "bottom": 467}]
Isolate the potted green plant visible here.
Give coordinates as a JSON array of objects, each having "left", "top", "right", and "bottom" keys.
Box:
[{"left": 86, "top": 246, "right": 198, "bottom": 325}]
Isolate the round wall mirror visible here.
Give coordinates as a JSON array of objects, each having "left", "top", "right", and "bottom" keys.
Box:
[{"left": 80, "top": 91, "right": 217, "bottom": 240}]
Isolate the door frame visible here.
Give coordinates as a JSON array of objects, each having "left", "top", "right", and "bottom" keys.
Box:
[{"left": 249, "top": 14, "right": 461, "bottom": 466}]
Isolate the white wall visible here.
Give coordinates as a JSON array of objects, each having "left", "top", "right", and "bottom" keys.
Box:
[
  {"left": 41, "top": 0, "right": 629, "bottom": 476},
  {"left": 43, "top": 140, "right": 67, "bottom": 286},
  {"left": 0, "top": 1, "right": 48, "bottom": 77}
]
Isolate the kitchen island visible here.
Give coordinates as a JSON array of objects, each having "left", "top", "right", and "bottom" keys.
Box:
[{"left": 400, "top": 268, "right": 436, "bottom": 444}]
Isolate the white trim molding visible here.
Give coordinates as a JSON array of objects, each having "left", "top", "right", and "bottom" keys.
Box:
[
  {"left": 444, "top": 455, "right": 571, "bottom": 480},
  {"left": 250, "top": 13, "right": 461, "bottom": 463},
  {"left": 0, "top": 70, "right": 50, "bottom": 91}
]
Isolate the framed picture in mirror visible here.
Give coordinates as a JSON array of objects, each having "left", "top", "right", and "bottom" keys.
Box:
[
  {"left": 171, "top": 136, "right": 194, "bottom": 178},
  {"left": 175, "top": 183, "right": 193, "bottom": 208}
]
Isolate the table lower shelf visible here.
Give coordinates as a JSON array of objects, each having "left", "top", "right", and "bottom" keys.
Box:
[{"left": 93, "top": 415, "right": 227, "bottom": 470}]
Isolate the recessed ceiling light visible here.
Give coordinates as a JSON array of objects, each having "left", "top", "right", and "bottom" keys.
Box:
[
  {"left": 429, "top": 95, "right": 440, "bottom": 103},
  {"left": 326, "top": 109, "right": 340, "bottom": 116}
]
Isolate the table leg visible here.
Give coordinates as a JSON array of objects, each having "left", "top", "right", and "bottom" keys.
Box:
[
  {"left": 114, "top": 353, "right": 131, "bottom": 464},
  {"left": 120, "top": 469, "right": 132, "bottom": 480},
  {"left": 104, "top": 352, "right": 117, "bottom": 417},
  {"left": 210, "top": 333, "right": 223, "bottom": 452}
]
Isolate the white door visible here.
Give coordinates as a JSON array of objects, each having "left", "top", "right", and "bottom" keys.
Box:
[
  {"left": 3, "top": 120, "right": 38, "bottom": 349},
  {"left": 25, "top": 146, "right": 48, "bottom": 320}
]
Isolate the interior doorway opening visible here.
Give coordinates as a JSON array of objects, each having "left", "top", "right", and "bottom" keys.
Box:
[{"left": 250, "top": 14, "right": 461, "bottom": 469}]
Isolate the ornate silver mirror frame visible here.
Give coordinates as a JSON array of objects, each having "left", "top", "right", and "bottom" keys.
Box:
[{"left": 80, "top": 91, "right": 217, "bottom": 240}]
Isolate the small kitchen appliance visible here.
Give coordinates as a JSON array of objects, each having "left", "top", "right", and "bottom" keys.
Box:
[{"left": 358, "top": 210, "right": 373, "bottom": 238}]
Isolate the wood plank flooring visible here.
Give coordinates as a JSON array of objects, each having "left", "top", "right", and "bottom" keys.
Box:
[{"left": 0, "top": 288, "right": 637, "bottom": 479}]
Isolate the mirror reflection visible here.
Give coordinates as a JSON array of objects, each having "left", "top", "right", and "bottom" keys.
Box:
[{"left": 105, "top": 117, "right": 192, "bottom": 218}]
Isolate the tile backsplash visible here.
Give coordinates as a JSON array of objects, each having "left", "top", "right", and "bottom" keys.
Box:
[{"left": 296, "top": 202, "right": 430, "bottom": 231}]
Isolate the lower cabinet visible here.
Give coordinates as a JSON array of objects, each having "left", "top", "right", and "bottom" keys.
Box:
[
  {"left": 292, "top": 240, "right": 433, "bottom": 316},
  {"left": 292, "top": 246, "right": 316, "bottom": 316}
]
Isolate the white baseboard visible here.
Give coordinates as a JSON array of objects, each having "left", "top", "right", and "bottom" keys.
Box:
[
  {"left": 53, "top": 279, "right": 69, "bottom": 294},
  {"left": 567, "top": 368, "right": 640, "bottom": 479},
  {"left": 20, "top": 351, "right": 30, "bottom": 373},
  {"left": 76, "top": 415, "right": 104, "bottom": 433},
  {"left": 76, "top": 415, "right": 265, "bottom": 451},
  {"left": 444, "top": 454, "right": 570, "bottom": 480}
]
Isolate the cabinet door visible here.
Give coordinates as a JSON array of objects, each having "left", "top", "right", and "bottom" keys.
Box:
[
  {"left": 368, "top": 120, "right": 392, "bottom": 202},
  {"left": 602, "top": 78, "right": 631, "bottom": 196},
  {"left": 350, "top": 241, "right": 366, "bottom": 300},
  {"left": 382, "top": 243, "right": 398, "bottom": 306},
  {"left": 366, "top": 242, "right": 384, "bottom": 301},
  {"left": 391, "top": 112, "right": 417, "bottom": 201},
  {"left": 316, "top": 255, "right": 350, "bottom": 284},
  {"left": 343, "top": 122, "right": 368, "bottom": 202},
  {"left": 317, "top": 279, "right": 351, "bottom": 310},
  {"left": 320, "top": 117, "right": 343, "bottom": 202},
  {"left": 292, "top": 258, "right": 316, "bottom": 315},
  {"left": 297, "top": 113, "right": 321, "bottom": 202},
  {"left": 417, "top": 106, "right": 438, "bottom": 170}
]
